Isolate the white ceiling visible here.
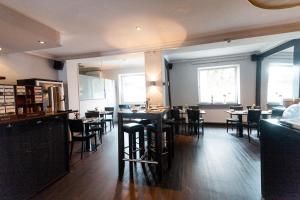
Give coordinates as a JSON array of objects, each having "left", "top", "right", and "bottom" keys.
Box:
[
  {"left": 1, "top": 0, "right": 300, "bottom": 59},
  {"left": 0, "top": 4, "right": 60, "bottom": 54},
  {"left": 76, "top": 52, "right": 145, "bottom": 71},
  {"left": 165, "top": 32, "right": 299, "bottom": 62}
]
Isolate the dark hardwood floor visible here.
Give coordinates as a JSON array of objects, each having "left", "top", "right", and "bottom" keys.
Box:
[{"left": 32, "top": 126, "right": 261, "bottom": 200}]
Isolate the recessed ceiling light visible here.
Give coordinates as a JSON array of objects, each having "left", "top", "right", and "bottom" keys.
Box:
[
  {"left": 38, "top": 40, "right": 45, "bottom": 44},
  {"left": 136, "top": 26, "right": 142, "bottom": 31},
  {"left": 0, "top": 47, "right": 2, "bottom": 51}
]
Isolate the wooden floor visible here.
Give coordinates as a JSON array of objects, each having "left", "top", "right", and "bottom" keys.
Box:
[{"left": 32, "top": 126, "right": 261, "bottom": 200}]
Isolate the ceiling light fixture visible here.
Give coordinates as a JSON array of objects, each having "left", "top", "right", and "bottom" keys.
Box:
[
  {"left": 136, "top": 26, "right": 142, "bottom": 31},
  {"left": 248, "top": 0, "right": 300, "bottom": 9},
  {"left": 0, "top": 47, "right": 2, "bottom": 51},
  {"left": 38, "top": 40, "right": 45, "bottom": 44}
]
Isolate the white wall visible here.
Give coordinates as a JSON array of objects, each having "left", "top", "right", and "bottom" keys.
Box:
[
  {"left": 170, "top": 54, "right": 256, "bottom": 123},
  {"left": 60, "top": 60, "right": 143, "bottom": 117},
  {"left": 0, "top": 53, "right": 58, "bottom": 84},
  {"left": 58, "top": 60, "right": 80, "bottom": 112}
]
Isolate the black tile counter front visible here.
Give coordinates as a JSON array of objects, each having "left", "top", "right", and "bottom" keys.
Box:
[
  {"left": 260, "top": 119, "right": 300, "bottom": 200},
  {"left": 0, "top": 112, "right": 70, "bottom": 200}
]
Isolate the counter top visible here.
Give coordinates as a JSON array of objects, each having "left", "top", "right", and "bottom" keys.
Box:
[{"left": 0, "top": 110, "right": 75, "bottom": 125}]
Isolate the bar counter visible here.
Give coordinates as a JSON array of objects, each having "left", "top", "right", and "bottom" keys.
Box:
[
  {"left": 0, "top": 111, "right": 72, "bottom": 200},
  {"left": 260, "top": 119, "right": 300, "bottom": 200}
]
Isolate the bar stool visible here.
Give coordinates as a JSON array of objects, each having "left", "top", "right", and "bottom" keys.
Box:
[
  {"left": 123, "top": 123, "right": 145, "bottom": 161},
  {"left": 146, "top": 123, "right": 174, "bottom": 168}
]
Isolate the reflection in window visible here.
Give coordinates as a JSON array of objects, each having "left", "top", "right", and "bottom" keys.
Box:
[
  {"left": 198, "top": 65, "right": 240, "bottom": 104},
  {"left": 119, "top": 73, "right": 146, "bottom": 104},
  {"left": 267, "top": 63, "right": 299, "bottom": 104}
]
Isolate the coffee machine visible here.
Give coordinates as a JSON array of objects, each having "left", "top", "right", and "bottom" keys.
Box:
[{"left": 17, "top": 79, "right": 65, "bottom": 113}]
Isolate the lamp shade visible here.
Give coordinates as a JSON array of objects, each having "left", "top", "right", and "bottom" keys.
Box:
[{"left": 248, "top": 0, "right": 300, "bottom": 9}]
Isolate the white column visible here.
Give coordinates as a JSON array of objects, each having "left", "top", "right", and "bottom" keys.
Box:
[
  {"left": 58, "top": 60, "right": 80, "bottom": 111},
  {"left": 144, "top": 51, "right": 166, "bottom": 106}
]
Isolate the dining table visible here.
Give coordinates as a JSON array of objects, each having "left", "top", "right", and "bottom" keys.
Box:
[
  {"left": 82, "top": 117, "right": 104, "bottom": 151},
  {"left": 225, "top": 109, "right": 272, "bottom": 137},
  {"left": 118, "top": 108, "right": 168, "bottom": 181}
]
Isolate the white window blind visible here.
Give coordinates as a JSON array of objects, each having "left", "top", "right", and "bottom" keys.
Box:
[
  {"left": 119, "top": 73, "right": 146, "bottom": 104},
  {"left": 198, "top": 65, "right": 240, "bottom": 104}
]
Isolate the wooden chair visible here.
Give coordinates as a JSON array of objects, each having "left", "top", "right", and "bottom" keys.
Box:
[
  {"left": 171, "top": 108, "right": 186, "bottom": 134},
  {"left": 119, "top": 104, "right": 130, "bottom": 110},
  {"left": 246, "top": 109, "right": 261, "bottom": 142},
  {"left": 226, "top": 106, "right": 243, "bottom": 133},
  {"left": 104, "top": 107, "right": 114, "bottom": 131},
  {"left": 187, "top": 109, "right": 204, "bottom": 138},
  {"left": 85, "top": 111, "right": 103, "bottom": 143},
  {"left": 68, "top": 119, "right": 98, "bottom": 159},
  {"left": 188, "top": 105, "right": 199, "bottom": 110}
]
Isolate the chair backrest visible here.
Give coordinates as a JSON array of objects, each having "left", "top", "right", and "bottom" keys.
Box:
[
  {"left": 187, "top": 109, "right": 200, "bottom": 121},
  {"left": 171, "top": 109, "right": 181, "bottom": 121},
  {"left": 271, "top": 106, "right": 285, "bottom": 118},
  {"left": 247, "top": 105, "right": 261, "bottom": 110},
  {"left": 173, "top": 105, "right": 183, "bottom": 110},
  {"left": 68, "top": 119, "right": 84, "bottom": 133},
  {"left": 189, "top": 105, "right": 199, "bottom": 110},
  {"left": 230, "top": 106, "right": 243, "bottom": 111},
  {"left": 85, "top": 111, "right": 99, "bottom": 118},
  {"left": 105, "top": 107, "right": 114, "bottom": 112},
  {"left": 119, "top": 104, "right": 130, "bottom": 109},
  {"left": 248, "top": 109, "right": 261, "bottom": 123}
]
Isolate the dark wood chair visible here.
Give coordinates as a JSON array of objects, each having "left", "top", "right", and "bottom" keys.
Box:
[
  {"left": 68, "top": 119, "right": 98, "bottom": 159},
  {"left": 187, "top": 109, "right": 204, "bottom": 138},
  {"left": 119, "top": 104, "right": 130, "bottom": 110},
  {"left": 246, "top": 109, "right": 261, "bottom": 142},
  {"left": 226, "top": 106, "right": 243, "bottom": 133},
  {"left": 85, "top": 111, "right": 103, "bottom": 143},
  {"left": 171, "top": 108, "right": 186, "bottom": 134},
  {"left": 173, "top": 105, "right": 183, "bottom": 110},
  {"left": 188, "top": 105, "right": 199, "bottom": 110},
  {"left": 247, "top": 105, "right": 261, "bottom": 110},
  {"left": 104, "top": 107, "right": 114, "bottom": 131}
]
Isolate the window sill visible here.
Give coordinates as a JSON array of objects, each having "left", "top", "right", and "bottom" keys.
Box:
[{"left": 198, "top": 103, "right": 241, "bottom": 109}]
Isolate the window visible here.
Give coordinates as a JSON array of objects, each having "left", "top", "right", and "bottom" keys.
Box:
[
  {"left": 119, "top": 73, "right": 146, "bottom": 104},
  {"left": 198, "top": 65, "right": 240, "bottom": 104},
  {"left": 267, "top": 63, "right": 299, "bottom": 104}
]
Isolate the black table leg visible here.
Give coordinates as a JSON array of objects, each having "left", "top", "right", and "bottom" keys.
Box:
[
  {"left": 156, "top": 117, "right": 163, "bottom": 181},
  {"left": 118, "top": 113, "right": 124, "bottom": 180},
  {"left": 238, "top": 115, "right": 243, "bottom": 137}
]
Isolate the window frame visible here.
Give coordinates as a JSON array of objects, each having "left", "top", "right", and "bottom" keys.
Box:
[
  {"left": 197, "top": 64, "right": 240, "bottom": 105},
  {"left": 118, "top": 72, "right": 146, "bottom": 104},
  {"left": 266, "top": 63, "right": 299, "bottom": 105}
]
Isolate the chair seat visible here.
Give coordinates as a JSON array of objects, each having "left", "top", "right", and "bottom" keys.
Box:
[
  {"left": 163, "top": 119, "right": 175, "bottom": 125},
  {"left": 123, "top": 123, "right": 144, "bottom": 132},
  {"left": 87, "top": 127, "right": 102, "bottom": 132},
  {"left": 73, "top": 132, "right": 97, "bottom": 140},
  {"left": 147, "top": 123, "right": 171, "bottom": 132},
  {"left": 132, "top": 118, "right": 151, "bottom": 126},
  {"left": 246, "top": 122, "right": 258, "bottom": 127}
]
